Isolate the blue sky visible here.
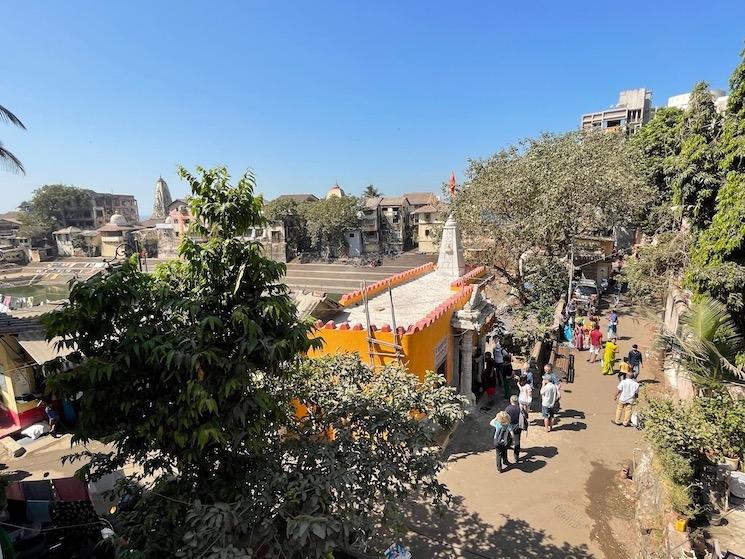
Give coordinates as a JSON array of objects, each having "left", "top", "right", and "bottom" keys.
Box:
[{"left": 1, "top": 1, "right": 744, "bottom": 216}]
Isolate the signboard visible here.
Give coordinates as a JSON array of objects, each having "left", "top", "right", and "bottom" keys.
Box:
[{"left": 434, "top": 337, "right": 448, "bottom": 369}]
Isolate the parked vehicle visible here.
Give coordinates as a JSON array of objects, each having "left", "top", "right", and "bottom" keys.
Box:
[{"left": 573, "top": 279, "right": 600, "bottom": 310}]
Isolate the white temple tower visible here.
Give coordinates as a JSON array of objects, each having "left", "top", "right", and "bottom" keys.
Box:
[
  {"left": 152, "top": 176, "right": 173, "bottom": 219},
  {"left": 436, "top": 214, "right": 466, "bottom": 278}
]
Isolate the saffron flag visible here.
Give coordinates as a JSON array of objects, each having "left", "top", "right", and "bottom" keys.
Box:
[{"left": 449, "top": 171, "right": 457, "bottom": 197}]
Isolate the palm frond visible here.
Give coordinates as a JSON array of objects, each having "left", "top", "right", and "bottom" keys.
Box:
[
  {"left": 660, "top": 296, "right": 745, "bottom": 383},
  {"left": 0, "top": 143, "right": 25, "bottom": 174},
  {"left": 0, "top": 104, "right": 26, "bottom": 129}
]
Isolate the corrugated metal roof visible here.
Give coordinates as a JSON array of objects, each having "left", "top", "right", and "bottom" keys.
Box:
[{"left": 16, "top": 331, "right": 74, "bottom": 365}]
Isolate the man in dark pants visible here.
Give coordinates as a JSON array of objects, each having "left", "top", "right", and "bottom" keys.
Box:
[
  {"left": 504, "top": 395, "right": 523, "bottom": 462},
  {"left": 628, "top": 344, "right": 643, "bottom": 378}
]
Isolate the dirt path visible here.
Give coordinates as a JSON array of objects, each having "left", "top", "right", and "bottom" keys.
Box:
[{"left": 406, "top": 303, "right": 662, "bottom": 558}]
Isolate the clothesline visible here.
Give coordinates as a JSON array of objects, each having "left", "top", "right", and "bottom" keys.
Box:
[{"left": 0, "top": 293, "right": 37, "bottom": 313}]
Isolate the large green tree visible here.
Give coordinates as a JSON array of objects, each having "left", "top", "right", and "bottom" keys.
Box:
[
  {"left": 362, "top": 184, "right": 381, "bottom": 198},
  {"left": 19, "top": 184, "right": 94, "bottom": 241},
  {"left": 452, "top": 130, "right": 651, "bottom": 303},
  {"left": 690, "top": 49, "right": 745, "bottom": 327},
  {"left": 300, "top": 195, "right": 361, "bottom": 257},
  {"left": 669, "top": 81, "right": 723, "bottom": 229},
  {"left": 43, "top": 166, "right": 463, "bottom": 558},
  {"left": 263, "top": 196, "right": 310, "bottom": 253},
  {"left": 0, "top": 104, "right": 25, "bottom": 174},
  {"left": 629, "top": 106, "right": 684, "bottom": 235}
]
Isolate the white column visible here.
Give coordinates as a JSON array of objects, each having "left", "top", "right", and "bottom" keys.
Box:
[{"left": 459, "top": 332, "right": 476, "bottom": 406}]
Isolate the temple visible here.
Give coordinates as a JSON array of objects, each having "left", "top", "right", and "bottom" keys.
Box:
[{"left": 308, "top": 215, "right": 496, "bottom": 405}]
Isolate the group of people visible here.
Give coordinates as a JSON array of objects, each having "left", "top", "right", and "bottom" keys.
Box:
[
  {"left": 480, "top": 338, "right": 515, "bottom": 403},
  {"left": 489, "top": 364, "right": 561, "bottom": 473}
]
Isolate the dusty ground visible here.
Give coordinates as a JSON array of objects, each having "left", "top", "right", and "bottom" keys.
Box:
[{"left": 405, "top": 301, "right": 664, "bottom": 558}]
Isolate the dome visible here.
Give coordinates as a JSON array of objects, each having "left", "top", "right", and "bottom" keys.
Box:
[
  {"left": 326, "top": 183, "right": 345, "bottom": 199},
  {"left": 109, "top": 213, "right": 129, "bottom": 226}
]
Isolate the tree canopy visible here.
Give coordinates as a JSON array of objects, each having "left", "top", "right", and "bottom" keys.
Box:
[
  {"left": 42, "top": 166, "right": 463, "bottom": 558},
  {"left": 263, "top": 196, "right": 310, "bottom": 253},
  {"left": 18, "top": 184, "right": 93, "bottom": 241},
  {"left": 362, "top": 184, "right": 381, "bottom": 198},
  {"left": 669, "top": 81, "right": 723, "bottom": 229},
  {"left": 300, "top": 195, "right": 362, "bottom": 257},
  {"left": 629, "top": 106, "right": 684, "bottom": 235},
  {"left": 452, "top": 130, "right": 650, "bottom": 302},
  {"left": 689, "top": 48, "right": 745, "bottom": 328}
]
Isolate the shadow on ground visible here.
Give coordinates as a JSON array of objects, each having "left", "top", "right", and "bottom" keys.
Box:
[{"left": 404, "top": 495, "right": 597, "bottom": 558}]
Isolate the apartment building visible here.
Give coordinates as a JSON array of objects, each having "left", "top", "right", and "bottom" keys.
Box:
[
  {"left": 580, "top": 88, "right": 653, "bottom": 133},
  {"left": 361, "top": 197, "right": 383, "bottom": 254},
  {"left": 668, "top": 88, "right": 729, "bottom": 114},
  {"left": 404, "top": 192, "right": 439, "bottom": 245},
  {"left": 378, "top": 196, "right": 411, "bottom": 253}
]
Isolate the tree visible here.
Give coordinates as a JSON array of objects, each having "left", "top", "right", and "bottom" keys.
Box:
[
  {"left": 18, "top": 185, "right": 94, "bottom": 241},
  {"left": 362, "top": 184, "right": 381, "bottom": 198},
  {"left": 300, "top": 196, "right": 361, "bottom": 257},
  {"left": 452, "top": 130, "right": 650, "bottom": 304},
  {"left": 689, "top": 49, "right": 745, "bottom": 330},
  {"left": 629, "top": 107, "right": 684, "bottom": 235},
  {"left": 42, "top": 166, "right": 464, "bottom": 558},
  {"left": 669, "top": 81, "right": 723, "bottom": 229},
  {"left": 0, "top": 103, "right": 25, "bottom": 174},
  {"left": 623, "top": 231, "right": 691, "bottom": 306},
  {"left": 263, "top": 196, "right": 310, "bottom": 253},
  {"left": 661, "top": 296, "right": 745, "bottom": 388}
]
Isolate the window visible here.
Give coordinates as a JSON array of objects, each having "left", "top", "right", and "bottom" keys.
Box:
[
  {"left": 425, "top": 229, "right": 431, "bottom": 238},
  {"left": 271, "top": 231, "right": 281, "bottom": 242},
  {"left": 424, "top": 213, "right": 430, "bottom": 221}
]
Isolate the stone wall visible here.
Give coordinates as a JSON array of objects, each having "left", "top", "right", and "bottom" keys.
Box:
[{"left": 634, "top": 449, "right": 693, "bottom": 559}]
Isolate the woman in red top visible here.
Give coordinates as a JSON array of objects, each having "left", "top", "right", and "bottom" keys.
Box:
[{"left": 588, "top": 325, "right": 603, "bottom": 363}]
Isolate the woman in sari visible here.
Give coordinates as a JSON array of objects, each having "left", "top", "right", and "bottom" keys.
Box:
[
  {"left": 574, "top": 322, "right": 585, "bottom": 350},
  {"left": 602, "top": 337, "right": 618, "bottom": 375}
]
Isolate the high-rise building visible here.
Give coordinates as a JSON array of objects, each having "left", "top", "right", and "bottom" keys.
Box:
[
  {"left": 667, "top": 88, "right": 729, "bottom": 114},
  {"left": 151, "top": 176, "right": 173, "bottom": 219},
  {"left": 580, "top": 88, "right": 653, "bottom": 133}
]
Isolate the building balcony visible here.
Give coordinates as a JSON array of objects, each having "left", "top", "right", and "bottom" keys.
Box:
[{"left": 362, "top": 220, "right": 378, "bottom": 231}]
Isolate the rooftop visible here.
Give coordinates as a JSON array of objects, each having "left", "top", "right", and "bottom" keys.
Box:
[
  {"left": 403, "top": 192, "right": 438, "bottom": 206},
  {"left": 333, "top": 271, "right": 454, "bottom": 328},
  {"left": 380, "top": 196, "right": 410, "bottom": 207}
]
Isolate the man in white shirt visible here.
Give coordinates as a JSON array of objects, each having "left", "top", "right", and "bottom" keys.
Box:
[
  {"left": 540, "top": 375, "right": 558, "bottom": 432},
  {"left": 613, "top": 376, "right": 640, "bottom": 427}
]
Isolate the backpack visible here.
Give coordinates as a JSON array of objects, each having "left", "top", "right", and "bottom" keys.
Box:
[{"left": 495, "top": 425, "right": 511, "bottom": 448}]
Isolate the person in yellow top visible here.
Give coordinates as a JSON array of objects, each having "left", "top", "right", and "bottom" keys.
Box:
[
  {"left": 618, "top": 356, "right": 632, "bottom": 381},
  {"left": 602, "top": 337, "right": 619, "bottom": 375}
]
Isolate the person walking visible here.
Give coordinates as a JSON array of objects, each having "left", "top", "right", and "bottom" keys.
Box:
[
  {"left": 500, "top": 348, "right": 513, "bottom": 400},
  {"left": 628, "top": 344, "right": 643, "bottom": 378},
  {"left": 602, "top": 337, "right": 619, "bottom": 375},
  {"left": 540, "top": 375, "right": 559, "bottom": 432},
  {"left": 505, "top": 395, "right": 526, "bottom": 462},
  {"left": 518, "top": 375, "right": 533, "bottom": 414},
  {"left": 490, "top": 411, "right": 514, "bottom": 472},
  {"left": 618, "top": 357, "right": 632, "bottom": 381},
  {"left": 607, "top": 309, "right": 619, "bottom": 338},
  {"left": 493, "top": 339, "right": 504, "bottom": 387},
  {"left": 588, "top": 324, "right": 603, "bottom": 363},
  {"left": 613, "top": 374, "right": 640, "bottom": 427},
  {"left": 574, "top": 321, "right": 585, "bottom": 351},
  {"left": 482, "top": 352, "right": 497, "bottom": 405}
]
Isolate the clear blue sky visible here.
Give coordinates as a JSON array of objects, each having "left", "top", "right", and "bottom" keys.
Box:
[{"left": 1, "top": 1, "right": 744, "bottom": 216}]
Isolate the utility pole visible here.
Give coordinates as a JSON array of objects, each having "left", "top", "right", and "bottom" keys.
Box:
[{"left": 566, "top": 237, "right": 574, "bottom": 304}]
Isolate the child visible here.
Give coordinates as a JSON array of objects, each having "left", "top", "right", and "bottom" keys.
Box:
[{"left": 619, "top": 356, "right": 632, "bottom": 381}]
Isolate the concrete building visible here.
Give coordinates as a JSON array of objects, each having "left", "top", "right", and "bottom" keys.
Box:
[
  {"left": 90, "top": 192, "right": 139, "bottom": 228},
  {"left": 98, "top": 213, "right": 138, "bottom": 258},
  {"left": 379, "top": 196, "right": 410, "bottom": 253},
  {"left": 667, "top": 88, "right": 729, "bottom": 114},
  {"left": 581, "top": 88, "right": 653, "bottom": 133},
  {"left": 361, "top": 197, "right": 383, "bottom": 254},
  {"left": 404, "top": 192, "right": 439, "bottom": 245},
  {"left": 53, "top": 227, "right": 82, "bottom": 257},
  {"left": 151, "top": 176, "right": 173, "bottom": 219},
  {"left": 413, "top": 204, "right": 447, "bottom": 254},
  {"left": 573, "top": 235, "right": 615, "bottom": 286}
]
